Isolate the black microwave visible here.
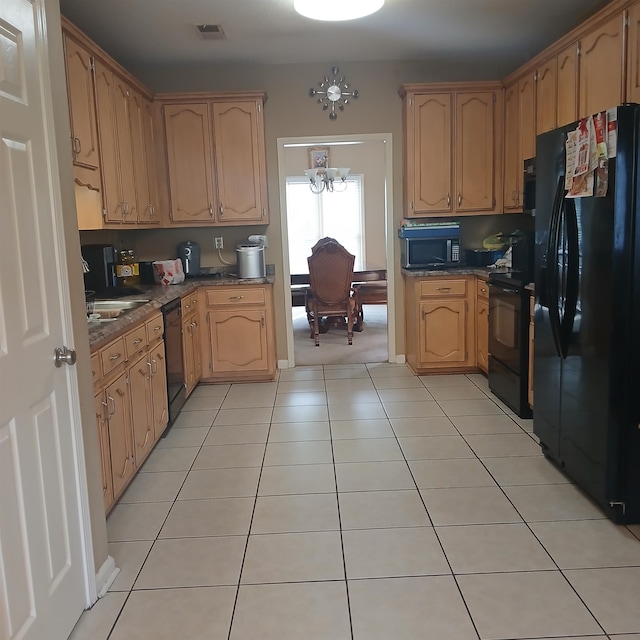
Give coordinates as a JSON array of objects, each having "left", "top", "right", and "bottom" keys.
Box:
[{"left": 399, "top": 224, "right": 461, "bottom": 269}]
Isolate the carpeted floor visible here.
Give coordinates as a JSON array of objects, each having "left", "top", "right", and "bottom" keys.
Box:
[{"left": 292, "top": 304, "right": 388, "bottom": 366}]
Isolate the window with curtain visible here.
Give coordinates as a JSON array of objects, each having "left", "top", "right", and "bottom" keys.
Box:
[{"left": 286, "top": 175, "right": 364, "bottom": 274}]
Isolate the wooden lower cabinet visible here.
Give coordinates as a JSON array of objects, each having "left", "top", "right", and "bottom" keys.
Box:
[
  {"left": 404, "top": 275, "right": 476, "bottom": 374},
  {"left": 95, "top": 391, "right": 113, "bottom": 512},
  {"left": 92, "top": 313, "right": 168, "bottom": 512},
  {"left": 182, "top": 293, "right": 202, "bottom": 396},
  {"left": 103, "top": 370, "right": 135, "bottom": 499},
  {"left": 476, "top": 278, "right": 489, "bottom": 374},
  {"left": 201, "top": 285, "right": 276, "bottom": 381}
]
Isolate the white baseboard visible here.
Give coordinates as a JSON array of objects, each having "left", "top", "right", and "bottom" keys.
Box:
[
  {"left": 95, "top": 555, "right": 119, "bottom": 599},
  {"left": 393, "top": 354, "right": 406, "bottom": 364},
  {"left": 277, "top": 359, "right": 292, "bottom": 370}
]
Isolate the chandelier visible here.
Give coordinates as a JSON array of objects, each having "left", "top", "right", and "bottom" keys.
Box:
[
  {"left": 294, "top": 0, "right": 384, "bottom": 21},
  {"left": 304, "top": 167, "right": 350, "bottom": 194}
]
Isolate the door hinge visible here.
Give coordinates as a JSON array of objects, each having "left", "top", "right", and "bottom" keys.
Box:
[
  {"left": 577, "top": 43, "right": 581, "bottom": 57},
  {"left": 258, "top": 103, "right": 262, "bottom": 112},
  {"left": 624, "top": 14, "right": 630, "bottom": 27},
  {"left": 409, "top": 96, "right": 413, "bottom": 107},
  {"left": 102, "top": 208, "right": 107, "bottom": 219},
  {"left": 493, "top": 93, "right": 497, "bottom": 103}
]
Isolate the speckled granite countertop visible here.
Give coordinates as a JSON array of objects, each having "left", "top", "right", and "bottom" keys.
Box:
[
  {"left": 401, "top": 267, "right": 503, "bottom": 279},
  {"left": 88, "top": 270, "right": 275, "bottom": 351}
]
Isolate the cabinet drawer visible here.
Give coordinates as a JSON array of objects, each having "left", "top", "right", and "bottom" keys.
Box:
[
  {"left": 419, "top": 279, "right": 467, "bottom": 298},
  {"left": 125, "top": 324, "right": 147, "bottom": 358},
  {"left": 181, "top": 294, "right": 199, "bottom": 316},
  {"left": 91, "top": 352, "right": 102, "bottom": 384},
  {"left": 476, "top": 278, "right": 489, "bottom": 300},
  {"left": 145, "top": 312, "right": 164, "bottom": 344},
  {"left": 206, "top": 287, "right": 265, "bottom": 307},
  {"left": 100, "top": 337, "right": 126, "bottom": 377}
]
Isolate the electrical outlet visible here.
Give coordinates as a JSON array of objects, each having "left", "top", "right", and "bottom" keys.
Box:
[{"left": 214, "top": 236, "right": 224, "bottom": 249}]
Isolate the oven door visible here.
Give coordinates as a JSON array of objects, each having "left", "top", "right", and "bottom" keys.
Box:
[{"left": 489, "top": 282, "right": 523, "bottom": 375}]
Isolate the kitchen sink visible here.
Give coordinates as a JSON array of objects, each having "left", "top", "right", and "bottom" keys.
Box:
[{"left": 89, "top": 299, "right": 150, "bottom": 321}]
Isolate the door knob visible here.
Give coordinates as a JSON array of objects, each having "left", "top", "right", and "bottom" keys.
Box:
[{"left": 54, "top": 346, "right": 77, "bottom": 367}]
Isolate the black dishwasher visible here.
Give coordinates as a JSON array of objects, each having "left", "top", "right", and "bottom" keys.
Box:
[{"left": 161, "top": 298, "right": 186, "bottom": 426}]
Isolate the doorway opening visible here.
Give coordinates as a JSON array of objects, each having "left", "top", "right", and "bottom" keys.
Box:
[{"left": 277, "top": 134, "right": 396, "bottom": 367}]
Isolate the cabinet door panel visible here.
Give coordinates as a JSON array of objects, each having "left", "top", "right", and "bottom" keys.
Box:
[
  {"left": 455, "top": 92, "right": 494, "bottom": 212},
  {"left": 579, "top": 15, "right": 624, "bottom": 117},
  {"left": 477, "top": 298, "right": 489, "bottom": 374},
  {"left": 105, "top": 372, "right": 134, "bottom": 498},
  {"left": 129, "top": 90, "right": 152, "bottom": 224},
  {"left": 64, "top": 36, "right": 100, "bottom": 170},
  {"left": 503, "top": 83, "right": 521, "bottom": 211},
  {"left": 129, "top": 353, "right": 154, "bottom": 465},
  {"left": 627, "top": 4, "right": 640, "bottom": 104},
  {"left": 518, "top": 74, "right": 536, "bottom": 162},
  {"left": 207, "top": 309, "right": 269, "bottom": 373},
  {"left": 557, "top": 44, "right": 579, "bottom": 126},
  {"left": 113, "top": 77, "right": 137, "bottom": 224},
  {"left": 94, "top": 61, "right": 122, "bottom": 223},
  {"left": 212, "top": 101, "right": 267, "bottom": 223},
  {"left": 411, "top": 94, "right": 452, "bottom": 214},
  {"left": 164, "top": 103, "right": 216, "bottom": 222},
  {"left": 150, "top": 342, "right": 169, "bottom": 439},
  {"left": 536, "top": 59, "right": 557, "bottom": 134},
  {"left": 419, "top": 299, "right": 467, "bottom": 364},
  {"left": 95, "top": 392, "right": 113, "bottom": 512},
  {"left": 143, "top": 98, "right": 160, "bottom": 223}
]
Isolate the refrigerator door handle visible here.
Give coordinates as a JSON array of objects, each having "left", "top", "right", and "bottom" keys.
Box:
[
  {"left": 547, "top": 176, "right": 565, "bottom": 358},
  {"left": 559, "top": 197, "right": 579, "bottom": 358}
]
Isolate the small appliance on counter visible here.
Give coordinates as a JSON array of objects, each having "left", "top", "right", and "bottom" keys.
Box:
[
  {"left": 177, "top": 240, "right": 201, "bottom": 277},
  {"left": 236, "top": 241, "right": 266, "bottom": 279},
  {"left": 81, "top": 243, "right": 117, "bottom": 293},
  {"left": 398, "top": 221, "right": 460, "bottom": 269}
]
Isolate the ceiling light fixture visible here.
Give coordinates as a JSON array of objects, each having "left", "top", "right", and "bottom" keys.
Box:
[
  {"left": 303, "top": 168, "right": 351, "bottom": 194},
  {"left": 294, "top": 0, "right": 384, "bottom": 21}
]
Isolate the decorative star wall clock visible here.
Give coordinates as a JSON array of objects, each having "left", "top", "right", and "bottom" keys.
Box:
[{"left": 309, "top": 67, "right": 359, "bottom": 120}]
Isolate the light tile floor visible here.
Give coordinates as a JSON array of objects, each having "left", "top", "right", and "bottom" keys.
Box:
[{"left": 70, "top": 366, "right": 640, "bottom": 640}]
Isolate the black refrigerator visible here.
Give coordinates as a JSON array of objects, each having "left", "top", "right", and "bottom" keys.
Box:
[{"left": 534, "top": 105, "right": 640, "bottom": 524}]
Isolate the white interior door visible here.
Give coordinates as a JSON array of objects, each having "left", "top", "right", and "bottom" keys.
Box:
[{"left": 0, "top": 0, "right": 88, "bottom": 638}]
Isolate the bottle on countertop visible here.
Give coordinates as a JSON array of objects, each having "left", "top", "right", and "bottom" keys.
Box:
[{"left": 116, "top": 249, "right": 140, "bottom": 287}]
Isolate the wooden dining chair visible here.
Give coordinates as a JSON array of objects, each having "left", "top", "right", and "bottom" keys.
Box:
[{"left": 305, "top": 237, "right": 357, "bottom": 346}]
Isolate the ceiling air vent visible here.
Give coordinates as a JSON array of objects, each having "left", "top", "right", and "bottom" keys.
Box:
[{"left": 196, "top": 24, "right": 226, "bottom": 40}]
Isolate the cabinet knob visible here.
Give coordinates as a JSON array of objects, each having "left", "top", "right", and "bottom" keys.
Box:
[{"left": 446, "top": 193, "right": 451, "bottom": 207}]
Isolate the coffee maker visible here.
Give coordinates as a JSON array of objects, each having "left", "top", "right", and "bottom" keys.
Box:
[{"left": 81, "top": 244, "right": 117, "bottom": 293}]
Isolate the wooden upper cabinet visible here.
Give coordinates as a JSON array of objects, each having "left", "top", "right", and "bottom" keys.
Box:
[
  {"left": 129, "top": 91, "right": 159, "bottom": 225},
  {"left": 402, "top": 85, "right": 499, "bottom": 218},
  {"left": 63, "top": 35, "right": 100, "bottom": 170},
  {"left": 579, "top": 14, "right": 625, "bottom": 117},
  {"left": 536, "top": 59, "right": 557, "bottom": 134},
  {"left": 163, "top": 103, "right": 217, "bottom": 223},
  {"left": 113, "top": 76, "right": 137, "bottom": 224},
  {"left": 142, "top": 98, "right": 160, "bottom": 224},
  {"left": 557, "top": 43, "right": 579, "bottom": 126},
  {"left": 160, "top": 94, "right": 269, "bottom": 226},
  {"left": 503, "top": 82, "right": 521, "bottom": 211},
  {"left": 409, "top": 93, "right": 452, "bottom": 214},
  {"left": 455, "top": 92, "right": 495, "bottom": 212},
  {"left": 212, "top": 100, "right": 268, "bottom": 223},
  {"left": 518, "top": 73, "right": 536, "bottom": 161},
  {"left": 627, "top": 3, "right": 640, "bottom": 103},
  {"left": 94, "top": 61, "right": 122, "bottom": 224}
]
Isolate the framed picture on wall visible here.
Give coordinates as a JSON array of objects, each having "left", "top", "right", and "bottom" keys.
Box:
[{"left": 309, "top": 147, "right": 330, "bottom": 169}]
